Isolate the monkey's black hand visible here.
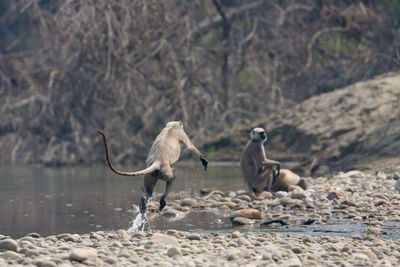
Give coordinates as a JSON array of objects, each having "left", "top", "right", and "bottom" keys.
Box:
[
  {"left": 200, "top": 157, "right": 208, "bottom": 171},
  {"left": 276, "top": 164, "right": 280, "bottom": 177}
]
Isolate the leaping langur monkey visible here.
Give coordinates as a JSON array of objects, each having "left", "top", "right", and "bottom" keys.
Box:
[{"left": 98, "top": 121, "right": 208, "bottom": 213}]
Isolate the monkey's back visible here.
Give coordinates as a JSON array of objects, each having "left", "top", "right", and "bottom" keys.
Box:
[
  {"left": 240, "top": 141, "right": 262, "bottom": 182},
  {"left": 146, "top": 128, "right": 181, "bottom": 168}
]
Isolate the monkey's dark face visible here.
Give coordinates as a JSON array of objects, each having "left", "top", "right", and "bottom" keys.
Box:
[
  {"left": 259, "top": 131, "right": 266, "bottom": 140},
  {"left": 250, "top": 127, "right": 267, "bottom": 142}
]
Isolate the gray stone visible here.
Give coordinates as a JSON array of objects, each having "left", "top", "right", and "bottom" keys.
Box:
[
  {"left": 271, "top": 249, "right": 282, "bottom": 262},
  {"left": 0, "top": 238, "right": 18, "bottom": 251},
  {"left": 187, "top": 233, "right": 201, "bottom": 241},
  {"left": 394, "top": 172, "right": 400, "bottom": 180},
  {"left": 275, "top": 191, "right": 288, "bottom": 198},
  {"left": 395, "top": 180, "right": 400, "bottom": 191},
  {"left": 362, "top": 182, "right": 373, "bottom": 191},
  {"left": 167, "top": 247, "right": 182, "bottom": 257},
  {"left": 231, "top": 217, "right": 254, "bottom": 226},
  {"left": 180, "top": 198, "right": 197, "bottom": 207},
  {"left": 162, "top": 209, "right": 182, "bottom": 218},
  {"left": 327, "top": 192, "right": 339, "bottom": 200}
]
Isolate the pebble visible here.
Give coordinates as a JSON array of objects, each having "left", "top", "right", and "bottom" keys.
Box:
[
  {"left": 151, "top": 233, "right": 180, "bottom": 247},
  {"left": 0, "top": 239, "right": 18, "bottom": 251},
  {"left": 231, "top": 231, "right": 242, "bottom": 238},
  {"left": 327, "top": 192, "right": 339, "bottom": 200},
  {"left": 275, "top": 191, "right": 288, "bottom": 198},
  {"left": 362, "top": 182, "right": 373, "bottom": 191},
  {"left": 69, "top": 248, "right": 97, "bottom": 262},
  {"left": 395, "top": 180, "right": 400, "bottom": 191},
  {"left": 282, "top": 257, "right": 302, "bottom": 267},
  {"left": 167, "top": 247, "right": 182, "bottom": 257},
  {"left": 0, "top": 251, "right": 21, "bottom": 259}
]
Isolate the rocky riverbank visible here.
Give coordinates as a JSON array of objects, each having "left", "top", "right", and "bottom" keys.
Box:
[
  {"left": 0, "top": 229, "right": 399, "bottom": 266},
  {"left": 1, "top": 169, "right": 400, "bottom": 266}
]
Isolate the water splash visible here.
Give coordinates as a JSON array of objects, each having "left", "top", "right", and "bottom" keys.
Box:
[{"left": 127, "top": 205, "right": 152, "bottom": 233}]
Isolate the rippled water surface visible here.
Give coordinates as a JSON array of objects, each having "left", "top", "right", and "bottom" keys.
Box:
[{"left": 0, "top": 164, "right": 242, "bottom": 238}]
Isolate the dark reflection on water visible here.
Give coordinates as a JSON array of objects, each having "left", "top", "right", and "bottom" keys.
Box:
[{"left": 0, "top": 164, "right": 243, "bottom": 238}]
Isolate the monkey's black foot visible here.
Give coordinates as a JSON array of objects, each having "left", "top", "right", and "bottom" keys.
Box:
[
  {"left": 200, "top": 157, "right": 208, "bottom": 171},
  {"left": 158, "top": 196, "right": 166, "bottom": 212},
  {"left": 140, "top": 197, "right": 147, "bottom": 213}
]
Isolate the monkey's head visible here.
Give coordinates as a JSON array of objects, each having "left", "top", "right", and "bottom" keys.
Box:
[
  {"left": 250, "top": 127, "right": 267, "bottom": 142},
  {"left": 166, "top": 121, "right": 184, "bottom": 129}
]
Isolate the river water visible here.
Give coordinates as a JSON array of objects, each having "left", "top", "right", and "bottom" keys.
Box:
[
  {"left": 1, "top": 164, "right": 399, "bottom": 239},
  {"left": 0, "top": 164, "right": 243, "bottom": 238}
]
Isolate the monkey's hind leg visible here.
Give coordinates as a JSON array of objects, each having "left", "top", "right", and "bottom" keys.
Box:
[
  {"left": 140, "top": 175, "right": 158, "bottom": 214},
  {"left": 159, "top": 178, "right": 175, "bottom": 212}
]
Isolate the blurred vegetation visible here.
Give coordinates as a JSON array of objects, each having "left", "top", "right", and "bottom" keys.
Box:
[{"left": 0, "top": 0, "right": 399, "bottom": 166}]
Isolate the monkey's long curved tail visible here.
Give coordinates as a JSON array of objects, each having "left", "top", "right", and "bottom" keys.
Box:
[{"left": 98, "top": 130, "right": 159, "bottom": 176}]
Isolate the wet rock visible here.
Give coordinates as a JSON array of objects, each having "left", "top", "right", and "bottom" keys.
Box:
[
  {"left": 69, "top": 248, "right": 97, "bottom": 262},
  {"left": 327, "top": 192, "right": 339, "bottom": 200},
  {"left": 161, "top": 209, "right": 183, "bottom": 219},
  {"left": 231, "top": 217, "right": 254, "bottom": 226},
  {"left": 27, "top": 233, "right": 41, "bottom": 238},
  {"left": 0, "top": 239, "right": 18, "bottom": 251},
  {"left": 275, "top": 191, "right": 288, "bottom": 198},
  {"left": 132, "top": 231, "right": 146, "bottom": 238},
  {"left": 180, "top": 198, "right": 197, "bottom": 207},
  {"left": 393, "top": 172, "right": 400, "bottom": 180},
  {"left": 235, "top": 195, "right": 252, "bottom": 202},
  {"left": 366, "top": 228, "right": 385, "bottom": 235},
  {"left": 230, "top": 208, "right": 262, "bottom": 220},
  {"left": 224, "top": 201, "right": 237, "bottom": 209},
  {"left": 63, "top": 234, "right": 81, "bottom": 242},
  {"left": 187, "top": 233, "right": 201, "bottom": 241},
  {"left": 167, "top": 247, "right": 182, "bottom": 257}
]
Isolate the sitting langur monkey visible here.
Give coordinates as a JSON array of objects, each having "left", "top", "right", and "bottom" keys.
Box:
[
  {"left": 240, "top": 127, "right": 281, "bottom": 197},
  {"left": 98, "top": 121, "right": 208, "bottom": 213},
  {"left": 240, "top": 127, "right": 307, "bottom": 196}
]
